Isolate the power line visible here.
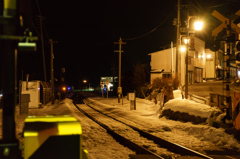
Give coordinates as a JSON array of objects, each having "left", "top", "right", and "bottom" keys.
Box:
[
  {"left": 43, "top": 21, "right": 50, "bottom": 41},
  {"left": 32, "top": 22, "right": 49, "bottom": 46},
  {"left": 122, "top": 6, "right": 176, "bottom": 41},
  {"left": 35, "top": 0, "right": 42, "bottom": 15},
  {"left": 193, "top": 0, "right": 206, "bottom": 13},
  {"left": 208, "top": 2, "right": 232, "bottom": 8},
  {"left": 186, "top": 0, "right": 204, "bottom": 13}
]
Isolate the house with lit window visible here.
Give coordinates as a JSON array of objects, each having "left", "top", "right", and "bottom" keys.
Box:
[{"left": 148, "top": 36, "right": 205, "bottom": 87}]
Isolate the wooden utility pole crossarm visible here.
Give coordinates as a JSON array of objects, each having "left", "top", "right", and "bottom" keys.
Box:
[{"left": 114, "top": 37, "right": 126, "bottom": 103}]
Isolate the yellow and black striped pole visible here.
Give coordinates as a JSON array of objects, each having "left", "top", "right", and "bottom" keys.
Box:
[{"left": 224, "top": 19, "right": 232, "bottom": 122}]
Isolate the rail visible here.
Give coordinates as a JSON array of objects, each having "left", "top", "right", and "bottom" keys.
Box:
[{"left": 73, "top": 93, "right": 213, "bottom": 159}]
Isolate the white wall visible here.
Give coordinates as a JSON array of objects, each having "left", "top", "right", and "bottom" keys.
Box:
[
  {"left": 204, "top": 49, "right": 216, "bottom": 79},
  {"left": 150, "top": 47, "right": 176, "bottom": 74},
  {"left": 22, "top": 81, "right": 40, "bottom": 108}
]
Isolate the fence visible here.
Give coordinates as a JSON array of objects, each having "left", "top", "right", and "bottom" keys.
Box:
[{"left": 188, "top": 93, "right": 209, "bottom": 105}]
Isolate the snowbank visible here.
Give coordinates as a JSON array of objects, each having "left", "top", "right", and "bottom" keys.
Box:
[
  {"left": 164, "top": 98, "right": 221, "bottom": 118},
  {"left": 161, "top": 98, "right": 222, "bottom": 124}
]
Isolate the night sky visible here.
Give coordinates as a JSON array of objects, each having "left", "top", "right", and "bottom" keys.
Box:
[{"left": 7, "top": 0, "right": 240, "bottom": 89}]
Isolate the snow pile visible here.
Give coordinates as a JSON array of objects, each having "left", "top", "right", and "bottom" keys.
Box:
[
  {"left": 173, "top": 90, "right": 182, "bottom": 99},
  {"left": 163, "top": 98, "right": 221, "bottom": 118}
]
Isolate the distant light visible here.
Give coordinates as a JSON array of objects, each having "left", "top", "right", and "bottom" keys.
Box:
[
  {"left": 0, "top": 94, "right": 2, "bottom": 97},
  {"left": 83, "top": 80, "right": 87, "bottom": 83},
  {"left": 180, "top": 46, "right": 186, "bottom": 52},
  {"left": 38, "top": 87, "right": 40, "bottom": 90},
  {"left": 194, "top": 21, "right": 203, "bottom": 31},
  {"left": 67, "top": 87, "right": 71, "bottom": 90},
  {"left": 184, "top": 39, "right": 189, "bottom": 44},
  {"left": 62, "top": 87, "right": 66, "bottom": 91},
  {"left": 207, "top": 54, "right": 211, "bottom": 58}
]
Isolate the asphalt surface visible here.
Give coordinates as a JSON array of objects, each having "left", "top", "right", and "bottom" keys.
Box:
[{"left": 188, "top": 80, "right": 234, "bottom": 98}]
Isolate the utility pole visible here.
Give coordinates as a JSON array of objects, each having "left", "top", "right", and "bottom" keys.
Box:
[
  {"left": 49, "top": 39, "right": 57, "bottom": 105},
  {"left": 176, "top": 0, "right": 180, "bottom": 80},
  {"left": 0, "top": 0, "right": 21, "bottom": 158},
  {"left": 185, "top": 12, "right": 190, "bottom": 100},
  {"left": 39, "top": 15, "right": 47, "bottom": 82},
  {"left": 114, "top": 37, "right": 126, "bottom": 103}
]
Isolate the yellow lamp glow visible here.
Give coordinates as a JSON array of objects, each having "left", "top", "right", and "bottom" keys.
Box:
[
  {"left": 194, "top": 21, "right": 203, "bottom": 30},
  {"left": 180, "top": 46, "right": 186, "bottom": 52},
  {"left": 207, "top": 54, "right": 211, "bottom": 58}
]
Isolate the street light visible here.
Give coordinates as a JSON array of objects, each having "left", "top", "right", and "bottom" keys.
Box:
[
  {"left": 184, "top": 15, "right": 203, "bottom": 99},
  {"left": 194, "top": 21, "right": 203, "bottom": 31},
  {"left": 180, "top": 45, "right": 186, "bottom": 52}
]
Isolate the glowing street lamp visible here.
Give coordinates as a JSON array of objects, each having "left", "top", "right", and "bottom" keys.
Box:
[
  {"left": 194, "top": 21, "right": 203, "bottom": 31},
  {"left": 184, "top": 15, "right": 203, "bottom": 100},
  {"left": 180, "top": 45, "right": 186, "bottom": 52},
  {"left": 83, "top": 80, "right": 87, "bottom": 83}
]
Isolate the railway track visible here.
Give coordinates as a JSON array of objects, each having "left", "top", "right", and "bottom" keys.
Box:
[{"left": 73, "top": 93, "right": 213, "bottom": 159}]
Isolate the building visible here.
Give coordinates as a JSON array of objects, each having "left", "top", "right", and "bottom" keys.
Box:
[
  {"left": 205, "top": 40, "right": 239, "bottom": 80},
  {"left": 204, "top": 49, "right": 224, "bottom": 80},
  {"left": 148, "top": 37, "right": 205, "bottom": 86},
  {"left": 148, "top": 46, "right": 176, "bottom": 82},
  {"left": 100, "top": 77, "right": 118, "bottom": 91}
]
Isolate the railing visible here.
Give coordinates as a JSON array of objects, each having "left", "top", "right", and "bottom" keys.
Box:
[{"left": 188, "top": 92, "right": 209, "bottom": 104}]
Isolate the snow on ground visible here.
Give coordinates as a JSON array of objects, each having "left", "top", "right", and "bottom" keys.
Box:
[
  {"left": 83, "top": 90, "right": 240, "bottom": 152},
  {"left": 1, "top": 90, "right": 240, "bottom": 159}
]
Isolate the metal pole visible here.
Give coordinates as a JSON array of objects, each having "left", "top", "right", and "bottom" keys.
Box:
[
  {"left": 176, "top": 0, "right": 180, "bottom": 79},
  {"left": 39, "top": 15, "right": 47, "bottom": 82},
  {"left": 185, "top": 40, "right": 188, "bottom": 99},
  {"left": 171, "top": 41, "right": 173, "bottom": 75},
  {"left": 50, "top": 39, "right": 55, "bottom": 104},
  {"left": 0, "top": 0, "right": 21, "bottom": 158},
  {"left": 118, "top": 37, "right": 122, "bottom": 103},
  {"left": 205, "top": 55, "right": 207, "bottom": 81},
  {"left": 185, "top": 13, "right": 189, "bottom": 99}
]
